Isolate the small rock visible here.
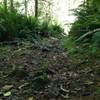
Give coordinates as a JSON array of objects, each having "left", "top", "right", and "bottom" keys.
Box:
[
  {"left": 61, "top": 94, "right": 69, "bottom": 99},
  {"left": 82, "top": 91, "right": 91, "bottom": 96},
  {"left": 28, "top": 97, "right": 35, "bottom": 100},
  {"left": 41, "top": 47, "right": 50, "bottom": 52}
]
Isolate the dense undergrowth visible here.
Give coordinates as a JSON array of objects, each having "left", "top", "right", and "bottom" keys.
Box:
[
  {"left": 60, "top": 1, "right": 100, "bottom": 98},
  {"left": 62, "top": 0, "right": 100, "bottom": 55},
  {"left": 0, "top": 5, "right": 63, "bottom": 42}
]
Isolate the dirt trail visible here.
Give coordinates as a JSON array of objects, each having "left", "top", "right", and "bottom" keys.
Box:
[{"left": 0, "top": 40, "right": 100, "bottom": 100}]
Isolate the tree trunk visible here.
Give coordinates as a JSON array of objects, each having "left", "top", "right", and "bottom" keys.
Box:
[
  {"left": 10, "top": 0, "right": 14, "bottom": 12},
  {"left": 35, "top": 0, "right": 38, "bottom": 17},
  {"left": 25, "top": 0, "right": 28, "bottom": 15},
  {"left": 4, "top": 0, "right": 7, "bottom": 11}
]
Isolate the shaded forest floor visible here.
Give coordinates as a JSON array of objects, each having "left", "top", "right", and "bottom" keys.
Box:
[{"left": 0, "top": 38, "right": 100, "bottom": 100}]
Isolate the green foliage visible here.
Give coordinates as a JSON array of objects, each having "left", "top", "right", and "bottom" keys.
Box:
[
  {"left": 61, "top": 36, "right": 76, "bottom": 53},
  {"left": 68, "top": 0, "right": 100, "bottom": 55},
  {"left": 32, "top": 68, "right": 50, "bottom": 90},
  {"left": 0, "top": 5, "right": 63, "bottom": 42},
  {"left": 92, "top": 32, "right": 100, "bottom": 47},
  {"left": 70, "top": 0, "right": 100, "bottom": 38},
  {"left": 95, "top": 87, "right": 100, "bottom": 94},
  {"left": 70, "top": 10, "right": 100, "bottom": 39},
  {"left": 61, "top": 36, "right": 85, "bottom": 54},
  {"left": 39, "top": 20, "right": 64, "bottom": 37},
  {"left": 49, "top": 23, "right": 64, "bottom": 37},
  {"left": 91, "top": 32, "right": 100, "bottom": 54}
]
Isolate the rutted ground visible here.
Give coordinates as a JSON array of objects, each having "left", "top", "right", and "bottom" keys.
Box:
[{"left": 0, "top": 39, "right": 100, "bottom": 100}]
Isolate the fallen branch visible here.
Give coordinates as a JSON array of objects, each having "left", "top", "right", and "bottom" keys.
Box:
[
  {"left": 60, "top": 85, "right": 69, "bottom": 93},
  {"left": 75, "top": 28, "right": 100, "bottom": 42}
]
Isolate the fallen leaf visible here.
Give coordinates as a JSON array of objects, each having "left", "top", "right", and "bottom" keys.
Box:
[
  {"left": 84, "top": 81, "right": 94, "bottom": 85},
  {"left": 18, "top": 83, "right": 29, "bottom": 89},
  {"left": 28, "top": 97, "right": 35, "bottom": 100},
  {"left": 2, "top": 85, "right": 13, "bottom": 91},
  {"left": 61, "top": 94, "right": 69, "bottom": 99},
  {"left": 3, "top": 91, "right": 11, "bottom": 97}
]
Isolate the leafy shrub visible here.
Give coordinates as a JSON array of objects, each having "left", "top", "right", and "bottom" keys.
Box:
[
  {"left": 0, "top": 4, "right": 40, "bottom": 41},
  {"left": 69, "top": 0, "right": 100, "bottom": 39},
  {"left": 0, "top": 5, "right": 63, "bottom": 42},
  {"left": 91, "top": 32, "right": 100, "bottom": 54},
  {"left": 38, "top": 20, "right": 64, "bottom": 37},
  {"left": 68, "top": 1, "right": 100, "bottom": 55},
  {"left": 61, "top": 36, "right": 82, "bottom": 54},
  {"left": 61, "top": 36, "right": 75, "bottom": 50},
  {"left": 49, "top": 23, "right": 64, "bottom": 37}
]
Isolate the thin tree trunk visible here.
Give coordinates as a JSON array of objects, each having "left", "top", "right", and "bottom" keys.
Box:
[
  {"left": 25, "top": 0, "right": 28, "bottom": 15},
  {"left": 4, "top": 0, "right": 7, "bottom": 11},
  {"left": 35, "top": 0, "right": 38, "bottom": 17},
  {"left": 10, "top": 0, "right": 14, "bottom": 12}
]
